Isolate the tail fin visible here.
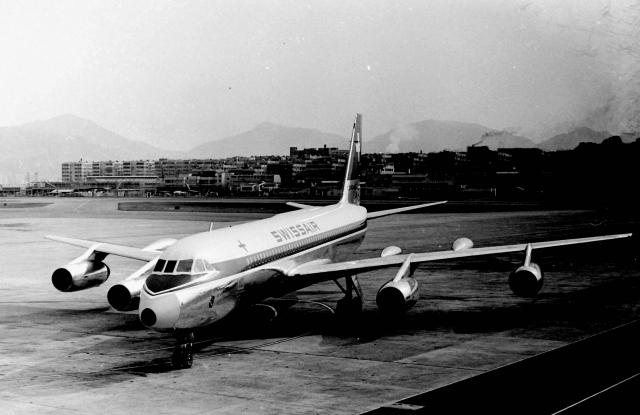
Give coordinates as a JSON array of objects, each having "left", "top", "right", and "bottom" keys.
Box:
[{"left": 340, "top": 113, "right": 362, "bottom": 205}]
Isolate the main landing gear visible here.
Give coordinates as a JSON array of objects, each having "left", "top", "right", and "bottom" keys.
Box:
[
  {"left": 172, "top": 331, "right": 194, "bottom": 369},
  {"left": 334, "top": 275, "right": 363, "bottom": 319}
]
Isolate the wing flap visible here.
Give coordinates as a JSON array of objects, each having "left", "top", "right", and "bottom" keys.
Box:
[
  {"left": 46, "top": 235, "right": 160, "bottom": 262},
  {"left": 289, "top": 233, "right": 632, "bottom": 278}
]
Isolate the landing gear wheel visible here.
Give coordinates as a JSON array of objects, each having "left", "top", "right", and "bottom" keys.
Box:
[
  {"left": 334, "top": 275, "right": 364, "bottom": 320},
  {"left": 172, "top": 332, "right": 194, "bottom": 369},
  {"left": 334, "top": 290, "right": 364, "bottom": 340},
  {"left": 331, "top": 275, "right": 365, "bottom": 338},
  {"left": 335, "top": 296, "right": 363, "bottom": 319}
]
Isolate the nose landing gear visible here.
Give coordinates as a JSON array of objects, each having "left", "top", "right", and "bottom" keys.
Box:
[{"left": 172, "top": 331, "right": 194, "bottom": 369}]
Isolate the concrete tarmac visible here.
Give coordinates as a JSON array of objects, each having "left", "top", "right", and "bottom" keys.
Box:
[
  {"left": 0, "top": 198, "right": 638, "bottom": 414},
  {"left": 364, "top": 320, "right": 640, "bottom": 414}
]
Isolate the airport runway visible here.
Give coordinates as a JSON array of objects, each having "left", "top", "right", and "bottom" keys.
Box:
[{"left": 1, "top": 198, "right": 638, "bottom": 414}]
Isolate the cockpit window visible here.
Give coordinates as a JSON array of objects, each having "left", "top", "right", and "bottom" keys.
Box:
[
  {"left": 165, "top": 260, "right": 177, "bottom": 273},
  {"left": 193, "top": 259, "right": 206, "bottom": 273},
  {"left": 176, "top": 259, "right": 193, "bottom": 273},
  {"left": 204, "top": 260, "right": 217, "bottom": 271},
  {"left": 145, "top": 259, "right": 219, "bottom": 294},
  {"left": 154, "top": 259, "right": 166, "bottom": 272}
]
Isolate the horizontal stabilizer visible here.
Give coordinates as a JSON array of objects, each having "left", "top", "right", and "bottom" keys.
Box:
[
  {"left": 367, "top": 201, "right": 447, "bottom": 219},
  {"left": 286, "top": 202, "right": 316, "bottom": 209}
]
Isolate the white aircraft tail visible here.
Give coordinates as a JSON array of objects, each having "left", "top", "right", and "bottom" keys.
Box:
[{"left": 340, "top": 113, "right": 362, "bottom": 205}]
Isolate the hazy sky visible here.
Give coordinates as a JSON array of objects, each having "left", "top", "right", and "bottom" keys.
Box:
[{"left": 1, "top": 0, "right": 638, "bottom": 149}]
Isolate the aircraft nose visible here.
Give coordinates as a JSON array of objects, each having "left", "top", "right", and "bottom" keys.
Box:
[{"left": 139, "top": 293, "right": 181, "bottom": 329}]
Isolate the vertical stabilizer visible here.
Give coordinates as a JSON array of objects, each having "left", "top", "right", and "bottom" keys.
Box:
[{"left": 340, "top": 113, "right": 362, "bottom": 205}]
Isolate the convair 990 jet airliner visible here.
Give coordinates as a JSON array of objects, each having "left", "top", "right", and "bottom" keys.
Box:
[{"left": 48, "top": 114, "right": 632, "bottom": 368}]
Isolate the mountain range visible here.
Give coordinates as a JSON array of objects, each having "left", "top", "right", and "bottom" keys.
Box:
[
  {"left": 0, "top": 114, "right": 631, "bottom": 184},
  {"left": 0, "top": 114, "right": 184, "bottom": 184},
  {"left": 537, "top": 127, "right": 610, "bottom": 151},
  {"left": 190, "top": 122, "right": 347, "bottom": 158}
]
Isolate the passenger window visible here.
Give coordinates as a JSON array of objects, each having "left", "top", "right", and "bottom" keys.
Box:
[
  {"left": 165, "top": 260, "right": 177, "bottom": 273},
  {"left": 154, "top": 259, "right": 166, "bottom": 272},
  {"left": 193, "top": 259, "right": 206, "bottom": 273},
  {"left": 176, "top": 259, "right": 193, "bottom": 273}
]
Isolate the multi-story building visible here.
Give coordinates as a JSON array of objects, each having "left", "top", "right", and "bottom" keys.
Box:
[
  {"left": 122, "top": 160, "right": 156, "bottom": 176},
  {"left": 61, "top": 160, "right": 93, "bottom": 182}
]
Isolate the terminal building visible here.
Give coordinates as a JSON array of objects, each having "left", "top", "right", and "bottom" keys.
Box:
[{"left": 57, "top": 157, "right": 282, "bottom": 197}]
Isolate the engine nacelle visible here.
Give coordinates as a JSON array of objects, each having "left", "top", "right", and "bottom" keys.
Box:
[
  {"left": 107, "top": 260, "right": 157, "bottom": 311},
  {"left": 376, "top": 277, "right": 419, "bottom": 314},
  {"left": 508, "top": 263, "right": 544, "bottom": 297},
  {"left": 107, "top": 279, "right": 143, "bottom": 311},
  {"left": 52, "top": 260, "right": 110, "bottom": 292}
]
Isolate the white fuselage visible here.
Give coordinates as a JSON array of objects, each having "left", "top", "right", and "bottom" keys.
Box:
[{"left": 139, "top": 202, "right": 367, "bottom": 331}]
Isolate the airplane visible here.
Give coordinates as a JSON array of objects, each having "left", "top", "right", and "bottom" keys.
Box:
[
  {"left": 47, "top": 113, "right": 632, "bottom": 369},
  {"left": 183, "top": 176, "right": 202, "bottom": 196}
]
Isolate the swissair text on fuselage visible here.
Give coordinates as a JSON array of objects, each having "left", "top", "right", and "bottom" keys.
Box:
[{"left": 270, "top": 221, "right": 320, "bottom": 243}]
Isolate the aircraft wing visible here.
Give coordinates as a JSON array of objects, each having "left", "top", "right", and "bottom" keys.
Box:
[
  {"left": 287, "top": 233, "right": 632, "bottom": 279},
  {"left": 46, "top": 235, "right": 160, "bottom": 262}
]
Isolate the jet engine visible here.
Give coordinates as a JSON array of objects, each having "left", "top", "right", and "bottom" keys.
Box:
[
  {"left": 107, "top": 279, "right": 143, "bottom": 311},
  {"left": 52, "top": 260, "right": 110, "bottom": 292},
  {"left": 509, "top": 264, "right": 543, "bottom": 297},
  {"left": 107, "top": 239, "right": 175, "bottom": 311},
  {"left": 508, "top": 244, "right": 544, "bottom": 297},
  {"left": 107, "top": 260, "right": 156, "bottom": 311},
  {"left": 376, "top": 276, "right": 419, "bottom": 314},
  {"left": 376, "top": 254, "right": 419, "bottom": 314}
]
